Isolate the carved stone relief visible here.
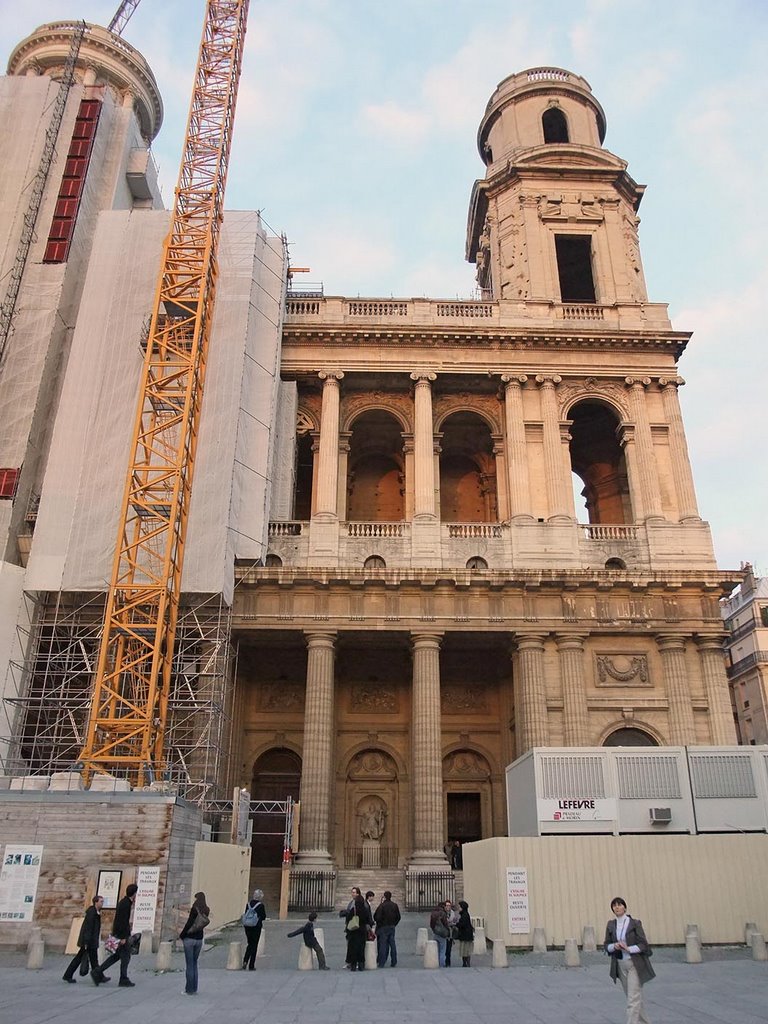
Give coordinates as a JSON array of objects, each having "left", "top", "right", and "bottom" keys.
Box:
[
  {"left": 441, "top": 684, "right": 488, "bottom": 714},
  {"left": 595, "top": 653, "right": 650, "bottom": 687},
  {"left": 498, "top": 200, "right": 529, "bottom": 299},
  {"left": 443, "top": 749, "right": 491, "bottom": 780},
  {"left": 259, "top": 682, "right": 304, "bottom": 710},
  {"left": 556, "top": 380, "right": 629, "bottom": 420},
  {"left": 347, "top": 749, "right": 398, "bottom": 780},
  {"left": 341, "top": 391, "right": 412, "bottom": 433},
  {"left": 350, "top": 684, "right": 398, "bottom": 713}
]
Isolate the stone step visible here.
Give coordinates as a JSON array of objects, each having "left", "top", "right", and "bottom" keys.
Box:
[{"left": 334, "top": 869, "right": 406, "bottom": 910}]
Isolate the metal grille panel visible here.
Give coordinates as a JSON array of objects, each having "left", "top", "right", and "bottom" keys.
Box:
[
  {"left": 688, "top": 754, "right": 757, "bottom": 799},
  {"left": 539, "top": 755, "right": 606, "bottom": 798},
  {"left": 617, "top": 755, "right": 682, "bottom": 799}
]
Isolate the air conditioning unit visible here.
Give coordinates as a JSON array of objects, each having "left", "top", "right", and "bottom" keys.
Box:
[{"left": 649, "top": 807, "right": 672, "bottom": 824}]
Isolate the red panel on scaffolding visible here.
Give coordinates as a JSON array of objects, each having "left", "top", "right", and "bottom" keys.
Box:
[{"left": 43, "top": 98, "right": 101, "bottom": 264}]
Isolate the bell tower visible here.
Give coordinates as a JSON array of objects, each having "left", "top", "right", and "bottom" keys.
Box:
[{"left": 467, "top": 67, "right": 649, "bottom": 309}]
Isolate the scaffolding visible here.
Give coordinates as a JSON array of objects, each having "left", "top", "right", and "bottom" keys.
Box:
[{"left": 0, "top": 590, "right": 235, "bottom": 803}]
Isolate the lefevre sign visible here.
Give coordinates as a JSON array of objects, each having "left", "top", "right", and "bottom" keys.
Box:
[{"left": 538, "top": 798, "right": 616, "bottom": 822}]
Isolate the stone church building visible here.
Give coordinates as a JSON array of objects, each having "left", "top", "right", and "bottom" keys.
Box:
[{"left": 235, "top": 68, "right": 738, "bottom": 870}]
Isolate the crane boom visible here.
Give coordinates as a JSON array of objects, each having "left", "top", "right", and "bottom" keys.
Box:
[
  {"left": 108, "top": 1, "right": 143, "bottom": 36},
  {"left": 81, "top": 0, "right": 250, "bottom": 786}
]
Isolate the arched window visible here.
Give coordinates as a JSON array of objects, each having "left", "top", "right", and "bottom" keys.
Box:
[
  {"left": 439, "top": 412, "right": 497, "bottom": 522},
  {"left": 265, "top": 553, "right": 282, "bottom": 567},
  {"left": 605, "top": 557, "right": 626, "bottom": 570},
  {"left": 293, "top": 432, "right": 314, "bottom": 520},
  {"left": 569, "top": 401, "right": 632, "bottom": 524},
  {"left": 251, "top": 748, "right": 302, "bottom": 866},
  {"left": 347, "top": 411, "right": 404, "bottom": 522},
  {"left": 543, "top": 107, "right": 569, "bottom": 143},
  {"left": 603, "top": 728, "right": 657, "bottom": 747},
  {"left": 466, "top": 556, "right": 488, "bottom": 570},
  {"left": 363, "top": 555, "right": 386, "bottom": 570}
]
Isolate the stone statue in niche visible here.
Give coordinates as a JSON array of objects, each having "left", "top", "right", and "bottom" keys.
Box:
[{"left": 360, "top": 802, "right": 386, "bottom": 841}]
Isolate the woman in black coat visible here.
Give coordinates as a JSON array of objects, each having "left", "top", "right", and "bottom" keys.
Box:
[
  {"left": 179, "top": 891, "right": 210, "bottom": 995},
  {"left": 455, "top": 900, "right": 475, "bottom": 967},
  {"left": 241, "top": 888, "right": 267, "bottom": 970},
  {"left": 62, "top": 895, "right": 103, "bottom": 982},
  {"left": 344, "top": 888, "right": 372, "bottom": 971}
]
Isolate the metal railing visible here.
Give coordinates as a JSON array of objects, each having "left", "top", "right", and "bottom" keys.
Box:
[
  {"left": 288, "top": 869, "right": 336, "bottom": 911},
  {"left": 405, "top": 869, "right": 455, "bottom": 910}
]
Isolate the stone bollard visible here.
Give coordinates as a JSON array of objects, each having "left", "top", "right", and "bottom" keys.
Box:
[
  {"left": 423, "top": 939, "right": 439, "bottom": 969},
  {"left": 27, "top": 926, "right": 42, "bottom": 951},
  {"left": 685, "top": 923, "right": 700, "bottom": 941},
  {"left": 27, "top": 939, "right": 44, "bottom": 969},
  {"left": 751, "top": 932, "right": 768, "bottom": 962},
  {"left": 226, "top": 940, "right": 243, "bottom": 970},
  {"left": 532, "top": 927, "right": 547, "bottom": 953},
  {"left": 472, "top": 925, "right": 487, "bottom": 957},
  {"left": 491, "top": 939, "right": 508, "bottom": 968},
  {"left": 416, "top": 927, "right": 428, "bottom": 954},
  {"left": 257, "top": 926, "right": 267, "bottom": 957},
  {"left": 139, "top": 929, "right": 154, "bottom": 958},
  {"left": 564, "top": 938, "right": 581, "bottom": 967},
  {"left": 582, "top": 926, "right": 596, "bottom": 953},
  {"left": 298, "top": 944, "right": 315, "bottom": 970},
  {"left": 685, "top": 934, "right": 702, "bottom": 963},
  {"left": 156, "top": 941, "right": 173, "bottom": 972},
  {"left": 745, "top": 922, "right": 758, "bottom": 946},
  {"left": 364, "top": 936, "right": 378, "bottom": 970}
]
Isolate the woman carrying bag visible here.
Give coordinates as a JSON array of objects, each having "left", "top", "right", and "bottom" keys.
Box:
[{"left": 179, "top": 891, "right": 210, "bottom": 995}]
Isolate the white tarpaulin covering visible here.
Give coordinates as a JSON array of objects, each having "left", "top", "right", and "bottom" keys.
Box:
[{"left": 25, "top": 209, "right": 285, "bottom": 603}]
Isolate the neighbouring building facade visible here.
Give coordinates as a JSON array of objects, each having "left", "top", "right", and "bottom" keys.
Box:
[
  {"left": 0, "top": 22, "right": 740, "bottom": 882},
  {"left": 722, "top": 566, "right": 768, "bottom": 745}
]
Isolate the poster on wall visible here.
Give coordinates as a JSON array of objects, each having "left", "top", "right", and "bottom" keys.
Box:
[
  {"left": 133, "top": 865, "right": 161, "bottom": 933},
  {"left": 0, "top": 844, "right": 44, "bottom": 922},
  {"left": 506, "top": 866, "right": 530, "bottom": 934},
  {"left": 97, "top": 869, "right": 122, "bottom": 909}
]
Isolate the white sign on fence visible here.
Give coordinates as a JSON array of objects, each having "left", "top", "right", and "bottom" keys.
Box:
[
  {"left": 133, "top": 865, "right": 161, "bottom": 933},
  {"left": 0, "top": 844, "right": 44, "bottom": 922},
  {"left": 538, "top": 798, "right": 616, "bottom": 822},
  {"left": 506, "top": 866, "right": 530, "bottom": 934}
]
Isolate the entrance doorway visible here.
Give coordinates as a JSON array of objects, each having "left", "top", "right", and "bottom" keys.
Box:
[
  {"left": 447, "top": 792, "right": 482, "bottom": 844},
  {"left": 250, "top": 748, "right": 301, "bottom": 867}
]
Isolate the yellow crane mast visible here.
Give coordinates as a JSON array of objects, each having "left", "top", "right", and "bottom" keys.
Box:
[{"left": 81, "top": 0, "right": 250, "bottom": 786}]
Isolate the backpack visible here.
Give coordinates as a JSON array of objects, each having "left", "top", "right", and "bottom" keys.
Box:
[{"left": 242, "top": 902, "right": 262, "bottom": 927}]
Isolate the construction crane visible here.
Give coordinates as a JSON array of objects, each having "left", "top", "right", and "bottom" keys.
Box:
[
  {"left": 80, "top": 0, "right": 251, "bottom": 786},
  {"left": 108, "top": 0, "right": 143, "bottom": 36}
]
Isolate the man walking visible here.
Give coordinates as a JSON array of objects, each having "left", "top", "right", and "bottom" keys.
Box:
[
  {"left": 373, "top": 890, "right": 401, "bottom": 967},
  {"left": 63, "top": 895, "right": 103, "bottom": 982},
  {"left": 92, "top": 882, "right": 138, "bottom": 987}
]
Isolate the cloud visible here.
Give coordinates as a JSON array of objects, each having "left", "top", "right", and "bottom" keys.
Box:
[{"left": 361, "top": 102, "right": 429, "bottom": 143}]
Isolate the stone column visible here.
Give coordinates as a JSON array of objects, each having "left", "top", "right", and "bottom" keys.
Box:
[
  {"left": 696, "top": 636, "right": 738, "bottom": 744},
  {"left": 659, "top": 377, "right": 700, "bottom": 521},
  {"left": 314, "top": 371, "right": 343, "bottom": 517},
  {"left": 492, "top": 435, "right": 509, "bottom": 521},
  {"left": 410, "top": 372, "right": 437, "bottom": 518},
  {"left": 656, "top": 633, "right": 696, "bottom": 745},
  {"left": 296, "top": 631, "right": 336, "bottom": 864},
  {"left": 555, "top": 633, "right": 589, "bottom": 746},
  {"left": 514, "top": 633, "right": 550, "bottom": 754},
  {"left": 617, "top": 423, "right": 644, "bottom": 522},
  {"left": 410, "top": 632, "right": 446, "bottom": 864},
  {"left": 501, "top": 374, "right": 532, "bottom": 519},
  {"left": 536, "top": 375, "right": 572, "bottom": 519},
  {"left": 624, "top": 377, "right": 663, "bottom": 520}
]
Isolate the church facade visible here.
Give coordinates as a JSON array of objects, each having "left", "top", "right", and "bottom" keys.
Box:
[{"left": 232, "top": 68, "right": 738, "bottom": 869}]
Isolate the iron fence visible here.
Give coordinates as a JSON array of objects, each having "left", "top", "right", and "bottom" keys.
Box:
[
  {"left": 288, "top": 869, "right": 336, "bottom": 911},
  {"left": 405, "top": 869, "right": 455, "bottom": 910}
]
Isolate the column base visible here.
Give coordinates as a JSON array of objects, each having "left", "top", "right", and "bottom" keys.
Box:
[
  {"left": 408, "top": 850, "right": 450, "bottom": 869},
  {"left": 294, "top": 849, "right": 334, "bottom": 867}
]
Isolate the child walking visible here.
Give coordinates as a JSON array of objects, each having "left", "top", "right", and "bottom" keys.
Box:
[{"left": 287, "top": 912, "right": 330, "bottom": 970}]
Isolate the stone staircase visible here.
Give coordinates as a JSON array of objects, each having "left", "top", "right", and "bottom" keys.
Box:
[{"left": 333, "top": 868, "right": 463, "bottom": 910}]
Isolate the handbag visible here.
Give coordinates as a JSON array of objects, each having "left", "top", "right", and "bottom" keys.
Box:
[
  {"left": 450, "top": 925, "right": 459, "bottom": 940},
  {"left": 433, "top": 921, "right": 450, "bottom": 939},
  {"left": 346, "top": 914, "right": 360, "bottom": 931},
  {"left": 79, "top": 959, "right": 90, "bottom": 976},
  {"left": 104, "top": 934, "right": 120, "bottom": 954}
]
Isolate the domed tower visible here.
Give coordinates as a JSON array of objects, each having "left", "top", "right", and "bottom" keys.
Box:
[
  {"left": 466, "top": 67, "right": 649, "bottom": 309},
  {"left": 0, "top": 21, "right": 164, "bottom": 562}
]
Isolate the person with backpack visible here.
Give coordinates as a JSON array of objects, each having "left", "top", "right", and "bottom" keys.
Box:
[{"left": 241, "top": 888, "right": 267, "bottom": 969}]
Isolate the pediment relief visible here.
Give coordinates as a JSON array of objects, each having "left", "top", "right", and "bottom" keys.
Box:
[
  {"left": 348, "top": 748, "right": 398, "bottom": 780},
  {"left": 510, "top": 144, "right": 627, "bottom": 174},
  {"left": 443, "top": 748, "right": 491, "bottom": 780}
]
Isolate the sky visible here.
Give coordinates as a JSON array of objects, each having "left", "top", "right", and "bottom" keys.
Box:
[{"left": 2, "top": 0, "right": 767, "bottom": 576}]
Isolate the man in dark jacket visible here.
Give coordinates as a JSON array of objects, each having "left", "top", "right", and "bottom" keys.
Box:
[
  {"left": 63, "top": 895, "right": 103, "bottom": 982},
  {"left": 92, "top": 882, "right": 138, "bottom": 987},
  {"left": 287, "top": 911, "right": 330, "bottom": 969},
  {"left": 373, "top": 890, "right": 401, "bottom": 967}
]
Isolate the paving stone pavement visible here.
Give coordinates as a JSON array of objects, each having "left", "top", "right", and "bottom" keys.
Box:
[{"left": 2, "top": 913, "right": 766, "bottom": 1024}]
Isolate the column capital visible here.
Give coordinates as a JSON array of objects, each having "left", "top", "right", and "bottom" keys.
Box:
[
  {"left": 658, "top": 375, "right": 685, "bottom": 390},
  {"left": 501, "top": 373, "right": 528, "bottom": 387},
  {"left": 535, "top": 373, "right": 562, "bottom": 388},
  {"left": 410, "top": 370, "right": 437, "bottom": 383},
  {"left": 624, "top": 375, "right": 651, "bottom": 390},
  {"left": 694, "top": 634, "right": 727, "bottom": 653},
  {"left": 318, "top": 370, "right": 344, "bottom": 382},
  {"left": 554, "top": 632, "right": 589, "bottom": 651},
  {"left": 515, "top": 632, "right": 548, "bottom": 651},
  {"left": 410, "top": 631, "right": 444, "bottom": 650},
  {"left": 304, "top": 630, "right": 337, "bottom": 648},
  {"left": 655, "top": 632, "right": 688, "bottom": 652}
]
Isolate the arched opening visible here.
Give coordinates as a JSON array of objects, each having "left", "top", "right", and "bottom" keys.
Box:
[
  {"left": 569, "top": 401, "right": 631, "bottom": 524},
  {"left": 466, "top": 556, "right": 488, "bottom": 570},
  {"left": 347, "top": 410, "right": 404, "bottom": 522},
  {"left": 603, "top": 728, "right": 658, "bottom": 747},
  {"left": 605, "top": 557, "right": 626, "bottom": 570},
  {"left": 250, "top": 747, "right": 302, "bottom": 866},
  {"left": 293, "top": 431, "right": 314, "bottom": 520},
  {"left": 439, "top": 412, "right": 497, "bottom": 522},
  {"left": 265, "top": 553, "right": 282, "bottom": 567},
  {"left": 543, "top": 106, "right": 569, "bottom": 143},
  {"left": 443, "top": 748, "right": 493, "bottom": 846},
  {"left": 363, "top": 555, "right": 386, "bottom": 570},
  {"left": 345, "top": 748, "right": 399, "bottom": 867}
]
